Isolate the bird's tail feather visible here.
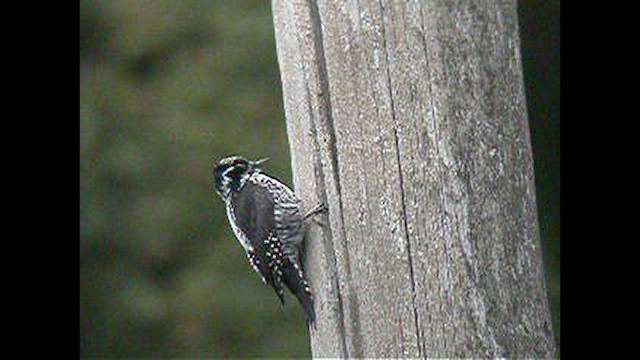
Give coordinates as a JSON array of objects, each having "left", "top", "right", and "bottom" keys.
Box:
[
  {"left": 270, "top": 276, "right": 285, "bottom": 305},
  {"left": 283, "top": 265, "right": 316, "bottom": 329}
]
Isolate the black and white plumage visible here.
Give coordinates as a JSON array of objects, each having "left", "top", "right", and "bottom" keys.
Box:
[{"left": 213, "top": 155, "right": 316, "bottom": 327}]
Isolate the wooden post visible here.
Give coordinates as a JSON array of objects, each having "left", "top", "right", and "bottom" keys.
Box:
[{"left": 272, "top": 0, "right": 556, "bottom": 358}]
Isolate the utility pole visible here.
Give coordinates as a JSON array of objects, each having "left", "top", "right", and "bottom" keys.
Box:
[{"left": 273, "top": 1, "right": 556, "bottom": 357}]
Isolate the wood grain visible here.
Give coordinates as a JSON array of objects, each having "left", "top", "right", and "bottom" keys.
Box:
[{"left": 273, "top": 0, "right": 556, "bottom": 357}]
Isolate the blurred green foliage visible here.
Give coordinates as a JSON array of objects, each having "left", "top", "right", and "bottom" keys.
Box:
[
  {"left": 80, "top": 0, "right": 308, "bottom": 357},
  {"left": 80, "top": 0, "right": 559, "bottom": 357}
]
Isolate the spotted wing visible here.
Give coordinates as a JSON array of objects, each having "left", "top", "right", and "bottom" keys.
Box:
[{"left": 231, "top": 181, "right": 285, "bottom": 302}]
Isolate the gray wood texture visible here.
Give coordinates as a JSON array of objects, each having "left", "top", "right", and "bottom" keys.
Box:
[{"left": 272, "top": 0, "right": 556, "bottom": 358}]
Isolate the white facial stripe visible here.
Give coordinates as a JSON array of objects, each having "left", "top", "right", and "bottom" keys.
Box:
[{"left": 222, "top": 165, "right": 235, "bottom": 177}]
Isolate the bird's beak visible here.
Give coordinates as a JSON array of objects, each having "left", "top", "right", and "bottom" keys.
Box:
[{"left": 253, "top": 157, "right": 270, "bottom": 166}]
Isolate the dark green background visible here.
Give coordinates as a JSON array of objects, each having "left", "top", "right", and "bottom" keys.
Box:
[{"left": 80, "top": 1, "right": 559, "bottom": 357}]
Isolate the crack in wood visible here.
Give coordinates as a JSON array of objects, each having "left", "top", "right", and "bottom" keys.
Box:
[
  {"left": 378, "top": 1, "right": 424, "bottom": 357},
  {"left": 305, "top": 0, "right": 363, "bottom": 357},
  {"left": 303, "top": 65, "right": 349, "bottom": 359}
]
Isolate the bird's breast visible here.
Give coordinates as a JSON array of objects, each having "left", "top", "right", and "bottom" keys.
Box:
[{"left": 226, "top": 202, "right": 254, "bottom": 252}]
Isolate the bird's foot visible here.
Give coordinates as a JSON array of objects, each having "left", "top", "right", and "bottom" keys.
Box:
[{"left": 303, "top": 202, "right": 328, "bottom": 228}]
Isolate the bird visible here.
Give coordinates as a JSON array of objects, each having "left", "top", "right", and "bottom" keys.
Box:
[{"left": 212, "top": 155, "right": 326, "bottom": 328}]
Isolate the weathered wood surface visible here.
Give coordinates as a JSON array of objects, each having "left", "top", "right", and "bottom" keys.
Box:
[{"left": 272, "top": 0, "right": 556, "bottom": 358}]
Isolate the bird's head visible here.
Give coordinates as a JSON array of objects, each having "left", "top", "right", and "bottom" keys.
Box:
[{"left": 213, "top": 155, "right": 269, "bottom": 199}]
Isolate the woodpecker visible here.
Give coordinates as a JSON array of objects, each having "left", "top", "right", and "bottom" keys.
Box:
[{"left": 212, "top": 155, "right": 325, "bottom": 328}]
